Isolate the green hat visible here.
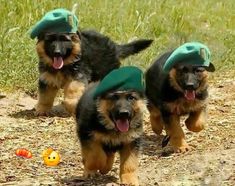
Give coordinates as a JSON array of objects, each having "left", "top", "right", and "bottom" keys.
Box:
[
  {"left": 30, "top": 8, "right": 79, "bottom": 39},
  {"left": 163, "top": 42, "right": 215, "bottom": 72},
  {"left": 93, "top": 66, "right": 145, "bottom": 99}
]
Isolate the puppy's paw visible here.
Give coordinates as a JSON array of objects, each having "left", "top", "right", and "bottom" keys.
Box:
[
  {"left": 185, "top": 111, "right": 206, "bottom": 132},
  {"left": 186, "top": 120, "right": 205, "bottom": 132},
  {"left": 121, "top": 173, "right": 139, "bottom": 186},
  {"left": 173, "top": 143, "right": 191, "bottom": 153},
  {"left": 34, "top": 104, "right": 51, "bottom": 116},
  {"left": 34, "top": 109, "right": 50, "bottom": 116},
  {"left": 83, "top": 169, "right": 98, "bottom": 179}
]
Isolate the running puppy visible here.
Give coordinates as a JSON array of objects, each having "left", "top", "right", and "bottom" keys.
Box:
[
  {"left": 76, "top": 66, "right": 146, "bottom": 186},
  {"left": 145, "top": 42, "right": 215, "bottom": 153},
  {"left": 30, "top": 8, "right": 152, "bottom": 115}
]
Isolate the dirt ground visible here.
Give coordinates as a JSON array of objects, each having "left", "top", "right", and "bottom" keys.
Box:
[{"left": 0, "top": 71, "right": 234, "bottom": 186}]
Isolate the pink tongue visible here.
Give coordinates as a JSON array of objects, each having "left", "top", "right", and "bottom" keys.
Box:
[
  {"left": 115, "top": 119, "right": 129, "bottom": 132},
  {"left": 53, "top": 57, "right": 64, "bottom": 69},
  {"left": 184, "top": 90, "right": 195, "bottom": 101}
]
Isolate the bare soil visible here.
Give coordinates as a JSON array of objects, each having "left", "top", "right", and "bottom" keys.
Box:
[{"left": 0, "top": 72, "right": 234, "bottom": 186}]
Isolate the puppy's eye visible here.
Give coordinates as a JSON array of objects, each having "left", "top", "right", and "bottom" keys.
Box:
[
  {"left": 126, "top": 95, "right": 136, "bottom": 101},
  {"left": 177, "top": 66, "right": 188, "bottom": 73},
  {"left": 181, "top": 67, "right": 188, "bottom": 73},
  {"left": 107, "top": 94, "right": 119, "bottom": 100},
  {"left": 44, "top": 34, "right": 56, "bottom": 41}
]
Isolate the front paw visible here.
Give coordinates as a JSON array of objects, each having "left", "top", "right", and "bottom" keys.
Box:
[
  {"left": 34, "top": 104, "right": 51, "bottom": 116},
  {"left": 62, "top": 100, "right": 77, "bottom": 115},
  {"left": 173, "top": 143, "right": 191, "bottom": 153},
  {"left": 186, "top": 118, "right": 205, "bottom": 132},
  {"left": 170, "top": 137, "right": 191, "bottom": 153},
  {"left": 83, "top": 169, "right": 98, "bottom": 179},
  {"left": 121, "top": 173, "right": 139, "bottom": 186}
]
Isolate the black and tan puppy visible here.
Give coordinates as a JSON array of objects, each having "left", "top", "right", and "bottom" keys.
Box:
[
  {"left": 30, "top": 8, "right": 152, "bottom": 115},
  {"left": 76, "top": 66, "right": 146, "bottom": 185},
  {"left": 145, "top": 42, "right": 215, "bottom": 153}
]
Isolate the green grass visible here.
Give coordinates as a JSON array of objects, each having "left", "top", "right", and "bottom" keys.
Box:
[{"left": 0, "top": 0, "right": 234, "bottom": 92}]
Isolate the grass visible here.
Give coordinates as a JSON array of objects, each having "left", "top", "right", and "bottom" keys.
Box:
[{"left": 0, "top": 0, "right": 234, "bottom": 92}]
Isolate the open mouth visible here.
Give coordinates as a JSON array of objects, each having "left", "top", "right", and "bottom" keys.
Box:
[
  {"left": 53, "top": 56, "right": 64, "bottom": 69},
  {"left": 114, "top": 118, "right": 130, "bottom": 132},
  {"left": 184, "top": 90, "right": 196, "bottom": 101}
]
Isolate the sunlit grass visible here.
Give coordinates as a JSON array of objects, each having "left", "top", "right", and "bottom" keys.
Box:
[{"left": 0, "top": 0, "right": 234, "bottom": 92}]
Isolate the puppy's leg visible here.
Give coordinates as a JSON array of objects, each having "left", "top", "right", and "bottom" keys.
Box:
[
  {"left": 119, "top": 141, "right": 139, "bottom": 186},
  {"left": 163, "top": 114, "right": 190, "bottom": 153},
  {"left": 100, "top": 152, "right": 115, "bottom": 174},
  {"left": 63, "top": 80, "right": 86, "bottom": 115},
  {"left": 35, "top": 80, "right": 58, "bottom": 116},
  {"left": 185, "top": 108, "right": 206, "bottom": 132},
  {"left": 149, "top": 105, "right": 164, "bottom": 135},
  {"left": 81, "top": 141, "right": 108, "bottom": 178}
]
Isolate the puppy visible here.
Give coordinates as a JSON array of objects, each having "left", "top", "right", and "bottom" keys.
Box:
[
  {"left": 30, "top": 8, "right": 152, "bottom": 116},
  {"left": 35, "top": 30, "right": 152, "bottom": 115},
  {"left": 145, "top": 42, "right": 215, "bottom": 153},
  {"left": 76, "top": 66, "right": 146, "bottom": 185}
]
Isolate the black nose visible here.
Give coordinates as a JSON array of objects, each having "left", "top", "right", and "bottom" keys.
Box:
[
  {"left": 54, "top": 48, "right": 61, "bottom": 56},
  {"left": 185, "top": 83, "right": 195, "bottom": 90},
  {"left": 117, "top": 110, "right": 131, "bottom": 119},
  {"left": 53, "top": 42, "right": 62, "bottom": 56}
]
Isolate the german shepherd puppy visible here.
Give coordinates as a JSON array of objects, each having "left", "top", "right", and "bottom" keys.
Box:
[
  {"left": 145, "top": 51, "right": 215, "bottom": 153},
  {"left": 35, "top": 30, "right": 152, "bottom": 115},
  {"left": 76, "top": 84, "right": 146, "bottom": 185}
]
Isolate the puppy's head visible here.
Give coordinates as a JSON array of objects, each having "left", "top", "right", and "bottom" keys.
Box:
[
  {"left": 36, "top": 32, "right": 81, "bottom": 69},
  {"left": 97, "top": 90, "right": 146, "bottom": 132},
  {"left": 169, "top": 64, "right": 210, "bottom": 101}
]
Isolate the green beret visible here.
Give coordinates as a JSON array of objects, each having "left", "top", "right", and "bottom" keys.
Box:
[
  {"left": 30, "top": 8, "right": 79, "bottom": 39},
  {"left": 163, "top": 42, "right": 215, "bottom": 72},
  {"left": 93, "top": 66, "right": 145, "bottom": 99}
]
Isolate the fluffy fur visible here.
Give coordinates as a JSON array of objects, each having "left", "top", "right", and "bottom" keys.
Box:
[
  {"left": 35, "top": 30, "right": 152, "bottom": 115},
  {"left": 145, "top": 51, "right": 213, "bottom": 153},
  {"left": 76, "top": 83, "right": 146, "bottom": 185}
]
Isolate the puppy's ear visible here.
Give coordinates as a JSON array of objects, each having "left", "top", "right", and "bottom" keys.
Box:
[{"left": 206, "top": 63, "right": 215, "bottom": 72}]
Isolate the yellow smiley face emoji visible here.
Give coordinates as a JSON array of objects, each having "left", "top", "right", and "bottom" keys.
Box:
[{"left": 42, "top": 148, "right": 60, "bottom": 166}]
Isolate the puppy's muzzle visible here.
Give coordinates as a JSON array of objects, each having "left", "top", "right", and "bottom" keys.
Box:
[
  {"left": 116, "top": 109, "right": 131, "bottom": 119},
  {"left": 111, "top": 108, "right": 132, "bottom": 133},
  {"left": 54, "top": 42, "right": 62, "bottom": 57},
  {"left": 185, "top": 82, "right": 196, "bottom": 90}
]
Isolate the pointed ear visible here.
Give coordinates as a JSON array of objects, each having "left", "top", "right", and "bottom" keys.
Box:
[{"left": 206, "top": 63, "right": 215, "bottom": 72}]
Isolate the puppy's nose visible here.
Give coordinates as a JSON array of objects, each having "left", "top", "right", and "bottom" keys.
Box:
[
  {"left": 185, "top": 83, "right": 195, "bottom": 90},
  {"left": 54, "top": 49, "right": 61, "bottom": 56},
  {"left": 53, "top": 43, "right": 62, "bottom": 56},
  {"left": 118, "top": 110, "right": 131, "bottom": 118}
]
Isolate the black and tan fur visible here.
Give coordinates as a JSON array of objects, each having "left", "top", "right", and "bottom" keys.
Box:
[
  {"left": 35, "top": 30, "right": 152, "bottom": 115},
  {"left": 76, "top": 83, "right": 146, "bottom": 185},
  {"left": 145, "top": 51, "right": 215, "bottom": 153}
]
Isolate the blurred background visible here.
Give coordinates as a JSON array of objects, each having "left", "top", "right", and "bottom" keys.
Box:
[{"left": 0, "top": 0, "right": 234, "bottom": 92}]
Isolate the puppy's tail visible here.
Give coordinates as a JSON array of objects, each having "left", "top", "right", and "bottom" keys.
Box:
[{"left": 116, "top": 39, "right": 153, "bottom": 59}]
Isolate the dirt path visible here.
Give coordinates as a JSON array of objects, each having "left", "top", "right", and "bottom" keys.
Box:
[{"left": 0, "top": 73, "right": 234, "bottom": 186}]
